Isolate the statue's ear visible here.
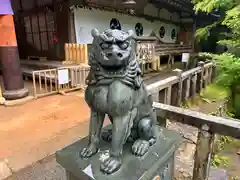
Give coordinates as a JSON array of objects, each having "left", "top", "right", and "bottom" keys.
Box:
[
  {"left": 127, "top": 29, "right": 134, "bottom": 37},
  {"left": 91, "top": 28, "right": 100, "bottom": 38}
]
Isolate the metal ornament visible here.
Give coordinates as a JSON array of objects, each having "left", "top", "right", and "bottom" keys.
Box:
[
  {"left": 110, "top": 18, "right": 122, "bottom": 30},
  {"left": 135, "top": 23, "right": 143, "bottom": 36},
  {"left": 122, "top": 0, "right": 136, "bottom": 5}
]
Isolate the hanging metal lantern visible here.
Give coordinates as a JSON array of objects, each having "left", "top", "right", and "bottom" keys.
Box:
[{"left": 122, "top": 0, "right": 136, "bottom": 5}]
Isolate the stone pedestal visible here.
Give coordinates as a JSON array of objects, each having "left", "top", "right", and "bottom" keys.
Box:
[{"left": 56, "top": 126, "right": 182, "bottom": 180}]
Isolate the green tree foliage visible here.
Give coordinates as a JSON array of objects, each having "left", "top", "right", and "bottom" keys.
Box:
[
  {"left": 194, "top": 0, "right": 240, "bottom": 50},
  {"left": 193, "top": 0, "right": 240, "bottom": 115}
]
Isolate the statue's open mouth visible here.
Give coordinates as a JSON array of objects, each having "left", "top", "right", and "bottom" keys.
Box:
[{"left": 99, "top": 64, "right": 126, "bottom": 76}]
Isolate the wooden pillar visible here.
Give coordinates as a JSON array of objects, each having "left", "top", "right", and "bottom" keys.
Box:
[
  {"left": 193, "top": 124, "right": 214, "bottom": 180},
  {"left": 192, "top": 16, "right": 197, "bottom": 52},
  {"left": 54, "top": 2, "right": 70, "bottom": 60},
  {"left": 152, "top": 56, "right": 160, "bottom": 71},
  {"left": 167, "top": 54, "right": 172, "bottom": 68},
  {"left": 167, "top": 54, "right": 174, "bottom": 69},
  {"left": 0, "top": 3, "right": 29, "bottom": 100},
  {"left": 151, "top": 44, "right": 157, "bottom": 71},
  {"left": 173, "top": 69, "right": 183, "bottom": 106},
  {"left": 157, "top": 55, "right": 161, "bottom": 71}
]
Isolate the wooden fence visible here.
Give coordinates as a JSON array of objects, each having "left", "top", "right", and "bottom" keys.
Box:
[
  {"left": 32, "top": 65, "right": 90, "bottom": 98},
  {"left": 144, "top": 61, "right": 240, "bottom": 180},
  {"left": 32, "top": 68, "right": 58, "bottom": 98},
  {"left": 147, "top": 61, "right": 214, "bottom": 108},
  {"left": 63, "top": 43, "right": 88, "bottom": 65},
  {"left": 62, "top": 42, "right": 194, "bottom": 75}
]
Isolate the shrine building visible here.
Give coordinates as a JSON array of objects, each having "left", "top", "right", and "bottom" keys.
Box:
[{"left": 0, "top": 0, "right": 216, "bottom": 100}]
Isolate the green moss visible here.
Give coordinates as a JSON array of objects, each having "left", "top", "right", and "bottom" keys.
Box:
[{"left": 200, "top": 84, "right": 229, "bottom": 102}]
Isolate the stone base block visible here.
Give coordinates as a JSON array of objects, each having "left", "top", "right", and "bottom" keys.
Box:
[
  {"left": 56, "top": 126, "right": 183, "bottom": 180},
  {"left": 3, "top": 88, "right": 29, "bottom": 100}
]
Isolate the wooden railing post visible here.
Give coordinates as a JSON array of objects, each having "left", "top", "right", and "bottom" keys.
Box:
[
  {"left": 167, "top": 54, "right": 174, "bottom": 68},
  {"left": 151, "top": 91, "right": 167, "bottom": 127},
  {"left": 157, "top": 55, "right": 161, "bottom": 71},
  {"left": 204, "top": 66, "right": 209, "bottom": 87},
  {"left": 164, "top": 86, "right": 172, "bottom": 105},
  {"left": 211, "top": 62, "right": 217, "bottom": 82},
  {"left": 191, "top": 73, "right": 197, "bottom": 98},
  {"left": 152, "top": 55, "right": 158, "bottom": 71},
  {"left": 173, "top": 69, "right": 183, "bottom": 106},
  {"left": 208, "top": 65, "right": 213, "bottom": 84},
  {"left": 193, "top": 124, "right": 214, "bottom": 180},
  {"left": 197, "top": 61, "right": 205, "bottom": 92},
  {"left": 183, "top": 77, "right": 191, "bottom": 101}
]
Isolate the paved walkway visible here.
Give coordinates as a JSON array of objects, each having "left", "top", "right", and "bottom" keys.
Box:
[
  {"left": 0, "top": 91, "right": 92, "bottom": 180},
  {"left": 6, "top": 155, "right": 65, "bottom": 180}
]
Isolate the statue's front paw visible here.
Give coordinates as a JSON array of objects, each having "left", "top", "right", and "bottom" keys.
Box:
[
  {"left": 132, "top": 140, "right": 150, "bottom": 156},
  {"left": 100, "top": 156, "right": 122, "bottom": 174},
  {"left": 80, "top": 146, "right": 98, "bottom": 158}
]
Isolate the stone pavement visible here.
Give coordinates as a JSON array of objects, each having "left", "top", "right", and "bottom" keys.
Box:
[
  {"left": 0, "top": 91, "right": 92, "bottom": 180},
  {"left": 6, "top": 155, "right": 65, "bottom": 180},
  {"left": 5, "top": 155, "right": 229, "bottom": 180}
]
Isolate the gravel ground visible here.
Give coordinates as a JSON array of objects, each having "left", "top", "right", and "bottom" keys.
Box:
[{"left": 6, "top": 155, "right": 65, "bottom": 180}]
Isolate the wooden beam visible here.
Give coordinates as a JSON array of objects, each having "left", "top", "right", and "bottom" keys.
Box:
[
  {"left": 152, "top": 0, "right": 194, "bottom": 14},
  {"left": 19, "top": 0, "right": 23, "bottom": 11},
  {"left": 153, "top": 102, "right": 240, "bottom": 139},
  {"left": 14, "top": 0, "right": 64, "bottom": 17},
  {"left": 44, "top": 11, "right": 50, "bottom": 49}
]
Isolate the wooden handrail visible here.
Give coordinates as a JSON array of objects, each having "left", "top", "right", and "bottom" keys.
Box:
[
  {"left": 147, "top": 62, "right": 213, "bottom": 93},
  {"left": 153, "top": 102, "right": 240, "bottom": 139}
]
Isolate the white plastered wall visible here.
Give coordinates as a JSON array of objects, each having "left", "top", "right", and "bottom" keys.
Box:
[{"left": 74, "top": 5, "right": 180, "bottom": 44}]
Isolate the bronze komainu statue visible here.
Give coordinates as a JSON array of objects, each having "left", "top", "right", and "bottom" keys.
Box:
[{"left": 80, "top": 28, "right": 158, "bottom": 174}]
